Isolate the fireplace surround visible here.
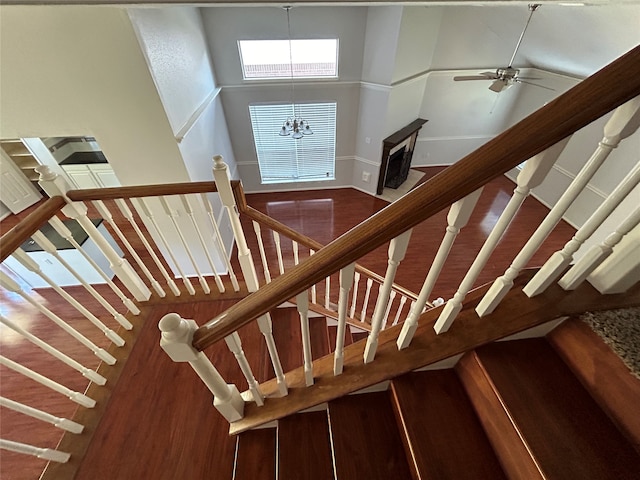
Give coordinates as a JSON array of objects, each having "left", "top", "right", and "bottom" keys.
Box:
[{"left": 377, "top": 118, "right": 428, "bottom": 195}]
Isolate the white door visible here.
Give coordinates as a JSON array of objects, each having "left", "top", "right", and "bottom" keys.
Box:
[{"left": 0, "top": 150, "right": 42, "bottom": 214}]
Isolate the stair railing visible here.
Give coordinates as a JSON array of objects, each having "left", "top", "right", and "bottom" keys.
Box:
[
  {"left": 239, "top": 198, "right": 422, "bottom": 331},
  {"left": 0, "top": 171, "right": 258, "bottom": 468},
  {"left": 193, "top": 45, "right": 640, "bottom": 351},
  {"left": 161, "top": 45, "right": 640, "bottom": 426}
]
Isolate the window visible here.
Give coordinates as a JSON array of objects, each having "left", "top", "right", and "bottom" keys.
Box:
[
  {"left": 238, "top": 39, "right": 338, "bottom": 80},
  {"left": 249, "top": 102, "right": 337, "bottom": 184}
]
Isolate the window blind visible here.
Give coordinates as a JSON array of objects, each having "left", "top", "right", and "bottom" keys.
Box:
[{"left": 248, "top": 102, "right": 337, "bottom": 184}]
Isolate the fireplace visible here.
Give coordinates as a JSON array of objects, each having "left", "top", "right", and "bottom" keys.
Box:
[
  {"left": 377, "top": 119, "right": 428, "bottom": 195},
  {"left": 384, "top": 146, "right": 410, "bottom": 189}
]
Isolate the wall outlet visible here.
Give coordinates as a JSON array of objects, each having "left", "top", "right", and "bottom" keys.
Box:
[
  {"left": 362, "top": 171, "right": 371, "bottom": 183},
  {"left": 365, "top": 137, "right": 371, "bottom": 144}
]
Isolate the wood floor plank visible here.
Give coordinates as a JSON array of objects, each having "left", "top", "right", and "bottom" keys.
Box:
[
  {"left": 271, "top": 308, "right": 303, "bottom": 374},
  {"left": 547, "top": 318, "right": 640, "bottom": 453},
  {"left": 74, "top": 301, "right": 241, "bottom": 480},
  {"left": 278, "top": 411, "right": 334, "bottom": 480},
  {"left": 235, "top": 428, "right": 276, "bottom": 480},
  {"left": 328, "top": 391, "right": 412, "bottom": 480},
  {"left": 469, "top": 339, "right": 640, "bottom": 480},
  {"left": 391, "top": 370, "right": 506, "bottom": 480},
  {"left": 310, "top": 317, "right": 330, "bottom": 360}
]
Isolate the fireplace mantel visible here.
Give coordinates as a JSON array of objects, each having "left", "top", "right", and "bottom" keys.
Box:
[{"left": 377, "top": 118, "right": 428, "bottom": 195}]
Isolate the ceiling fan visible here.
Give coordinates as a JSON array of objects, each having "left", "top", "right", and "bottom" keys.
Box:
[{"left": 454, "top": 4, "right": 553, "bottom": 93}]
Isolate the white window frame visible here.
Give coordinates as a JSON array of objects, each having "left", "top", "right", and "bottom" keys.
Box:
[
  {"left": 238, "top": 38, "right": 340, "bottom": 81},
  {"left": 248, "top": 102, "right": 337, "bottom": 185}
]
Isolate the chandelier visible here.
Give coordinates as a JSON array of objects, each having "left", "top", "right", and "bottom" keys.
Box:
[{"left": 279, "top": 6, "right": 312, "bottom": 139}]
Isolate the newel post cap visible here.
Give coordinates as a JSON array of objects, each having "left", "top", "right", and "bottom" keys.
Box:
[
  {"left": 213, "top": 155, "right": 227, "bottom": 171},
  {"left": 159, "top": 313, "right": 199, "bottom": 362}
]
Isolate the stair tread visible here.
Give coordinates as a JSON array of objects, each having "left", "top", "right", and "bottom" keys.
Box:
[
  {"left": 548, "top": 318, "right": 640, "bottom": 452},
  {"left": 471, "top": 338, "right": 640, "bottom": 479},
  {"left": 278, "top": 411, "right": 334, "bottom": 480},
  {"left": 391, "top": 370, "right": 506, "bottom": 479},
  {"left": 328, "top": 391, "right": 412, "bottom": 480},
  {"left": 235, "top": 428, "right": 276, "bottom": 480}
]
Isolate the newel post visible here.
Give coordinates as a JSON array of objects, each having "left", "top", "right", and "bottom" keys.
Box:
[
  {"left": 159, "top": 313, "right": 244, "bottom": 422},
  {"left": 35, "top": 166, "right": 151, "bottom": 302},
  {"left": 212, "top": 156, "right": 260, "bottom": 292}
]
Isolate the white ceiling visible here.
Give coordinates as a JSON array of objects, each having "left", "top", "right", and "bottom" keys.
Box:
[{"left": 430, "top": 4, "right": 640, "bottom": 78}]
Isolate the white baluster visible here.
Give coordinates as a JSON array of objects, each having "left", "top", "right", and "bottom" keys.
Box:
[
  {"left": 435, "top": 141, "right": 566, "bottom": 334},
  {"left": 213, "top": 156, "right": 260, "bottom": 293},
  {"left": 93, "top": 200, "right": 166, "bottom": 297},
  {"left": 0, "top": 315, "right": 106, "bottom": 385},
  {"left": 48, "top": 216, "right": 140, "bottom": 315},
  {"left": 324, "top": 275, "right": 331, "bottom": 309},
  {"left": 0, "top": 397, "right": 83, "bottom": 434},
  {"left": 292, "top": 240, "right": 300, "bottom": 266},
  {"left": 252, "top": 221, "right": 272, "bottom": 284},
  {"left": 0, "top": 356, "right": 96, "bottom": 408},
  {"left": 273, "top": 231, "right": 285, "bottom": 275},
  {"left": 199, "top": 193, "right": 240, "bottom": 291},
  {"left": 159, "top": 196, "right": 211, "bottom": 294},
  {"left": 360, "top": 278, "right": 374, "bottom": 322},
  {"left": 334, "top": 263, "right": 356, "bottom": 375},
  {"left": 115, "top": 198, "right": 180, "bottom": 296},
  {"left": 524, "top": 163, "right": 640, "bottom": 297},
  {"left": 159, "top": 313, "right": 244, "bottom": 422},
  {"left": 477, "top": 97, "right": 640, "bottom": 316},
  {"left": 224, "top": 332, "right": 264, "bottom": 406},
  {"left": 392, "top": 294, "right": 407, "bottom": 327},
  {"left": 31, "top": 231, "right": 133, "bottom": 331},
  {"left": 0, "top": 272, "right": 119, "bottom": 362},
  {"left": 296, "top": 290, "right": 314, "bottom": 386},
  {"left": 310, "top": 249, "right": 317, "bottom": 303},
  {"left": 397, "top": 189, "right": 483, "bottom": 349},
  {"left": 558, "top": 206, "right": 640, "bottom": 290},
  {"left": 349, "top": 271, "right": 361, "bottom": 318},
  {"left": 364, "top": 230, "right": 412, "bottom": 363},
  {"left": 10, "top": 248, "right": 126, "bottom": 346},
  {"left": 36, "top": 166, "right": 151, "bottom": 302},
  {"left": 136, "top": 198, "right": 196, "bottom": 295},
  {"left": 180, "top": 195, "right": 226, "bottom": 293},
  {"left": 382, "top": 290, "right": 397, "bottom": 330},
  {"left": 256, "top": 313, "right": 288, "bottom": 396},
  {"left": 0, "top": 439, "right": 70, "bottom": 463}
]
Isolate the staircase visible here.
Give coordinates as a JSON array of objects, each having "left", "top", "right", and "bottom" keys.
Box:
[{"left": 233, "top": 309, "right": 640, "bottom": 480}]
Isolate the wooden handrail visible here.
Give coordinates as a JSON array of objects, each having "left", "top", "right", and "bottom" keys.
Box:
[
  {"left": 0, "top": 197, "right": 66, "bottom": 262},
  {"left": 243, "top": 205, "right": 420, "bottom": 301},
  {"left": 65, "top": 180, "right": 240, "bottom": 202},
  {"left": 191, "top": 44, "right": 640, "bottom": 351}
]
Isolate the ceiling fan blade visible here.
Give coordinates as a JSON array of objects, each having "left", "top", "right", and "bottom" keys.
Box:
[
  {"left": 489, "top": 80, "right": 508, "bottom": 93},
  {"left": 454, "top": 75, "right": 493, "bottom": 81},
  {"left": 515, "top": 79, "right": 556, "bottom": 91},
  {"left": 479, "top": 71, "right": 498, "bottom": 77},
  {"left": 515, "top": 76, "right": 542, "bottom": 80}
]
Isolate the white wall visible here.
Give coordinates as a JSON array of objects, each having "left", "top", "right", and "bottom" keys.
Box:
[
  {"left": 0, "top": 6, "right": 188, "bottom": 187},
  {"left": 201, "top": 6, "right": 366, "bottom": 194},
  {"left": 202, "top": 6, "right": 367, "bottom": 86},
  {"left": 0, "top": 5, "right": 232, "bottom": 278},
  {"left": 392, "top": 7, "right": 443, "bottom": 84},
  {"left": 129, "top": 6, "right": 238, "bottom": 275}
]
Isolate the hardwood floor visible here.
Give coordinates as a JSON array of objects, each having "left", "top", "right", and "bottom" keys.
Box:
[
  {"left": 240, "top": 167, "right": 576, "bottom": 302},
  {"left": 0, "top": 168, "right": 578, "bottom": 479}
]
